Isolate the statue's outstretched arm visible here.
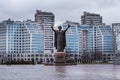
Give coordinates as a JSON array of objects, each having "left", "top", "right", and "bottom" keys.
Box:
[
  {"left": 51, "top": 26, "right": 55, "bottom": 32},
  {"left": 65, "top": 24, "right": 70, "bottom": 32}
]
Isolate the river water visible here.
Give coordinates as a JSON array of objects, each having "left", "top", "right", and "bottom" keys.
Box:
[{"left": 0, "top": 64, "right": 120, "bottom": 80}]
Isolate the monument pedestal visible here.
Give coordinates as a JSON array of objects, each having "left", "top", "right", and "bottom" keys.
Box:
[{"left": 55, "top": 52, "right": 66, "bottom": 65}]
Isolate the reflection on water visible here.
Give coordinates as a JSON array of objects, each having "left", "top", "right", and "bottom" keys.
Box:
[
  {"left": 55, "top": 66, "right": 66, "bottom": 79},
  {"left": 55, "top": 66, "right": 66, "bottom": 73},
  {"left": 0, "top": 64, "right": 120, "bottom": 80}
]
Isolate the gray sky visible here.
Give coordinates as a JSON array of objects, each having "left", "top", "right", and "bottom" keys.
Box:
[{"left": 0, "top": 0, "right": 120, "bottom": 25}]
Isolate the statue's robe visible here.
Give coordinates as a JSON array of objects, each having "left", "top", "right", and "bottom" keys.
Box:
[{"left": 54, "top": 30, "right": 66, "bottom": 52}]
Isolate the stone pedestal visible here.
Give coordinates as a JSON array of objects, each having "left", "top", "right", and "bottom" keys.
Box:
[{"left": 55, "top": 52, "right": 66, "bottom": 65}]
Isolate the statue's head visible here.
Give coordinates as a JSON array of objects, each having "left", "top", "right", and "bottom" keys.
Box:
[{"left": 58, "top": 26, "right": 62, "bottom": 30}]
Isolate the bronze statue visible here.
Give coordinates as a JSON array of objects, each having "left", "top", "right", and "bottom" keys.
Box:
[{"left": 51, "top": 25, "right": 70, "bottom": 52}]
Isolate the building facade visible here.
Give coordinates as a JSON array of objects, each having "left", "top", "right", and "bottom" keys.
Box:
[
  {"left": 0, "top": 19, "right": 46, "bottom": 63},
  {"left": 35, "top": 10, "right": 55, "bottom": 53},
  {"left": 0, "top": 19, "right": 114, "bottom": 64},
  {"left": 112, "top": 23, "right": 120, "bottom": 64},
  {"left": 97, "top": 25, "right": 114, "bottom": 62},
  {"left": 81, "top": 12, "right": 103, "bottom": 25},
  {"left": 112, "top": 23, "right": 120, "bottom": 51},
  {"left": 62, "top": 21, "right": 114, "bottom": 63}
]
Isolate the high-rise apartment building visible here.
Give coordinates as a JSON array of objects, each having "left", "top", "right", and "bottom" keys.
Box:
[
  {"left": 112, "top": 23, "right": 120, "bottom": 64},
  {"left": 62, "top": 21, "right": 114, "bottom": 63},
  {"left": 112, "top": 23, "right": 120, "bottom": 50},
  {"left": 0, "top": 19, "right": 45, "bottom": 63},
  {"left": 35, "top": 10, "right": 55, "bottom": 53},
  {"left": 62, "top": 21, "right": 79, "bottom": 54},
  {"left": 81, "top": 12, "right": 103, "bottom": 25}
]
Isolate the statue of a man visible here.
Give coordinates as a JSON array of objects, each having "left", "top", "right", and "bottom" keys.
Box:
[{"left": 51, "top": 25, "right": 70, "bottom": 52}]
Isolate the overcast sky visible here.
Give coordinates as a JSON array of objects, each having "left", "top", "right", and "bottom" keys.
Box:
[{"left": 0, "top": 0, "right": 120, "bottom": 25}]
